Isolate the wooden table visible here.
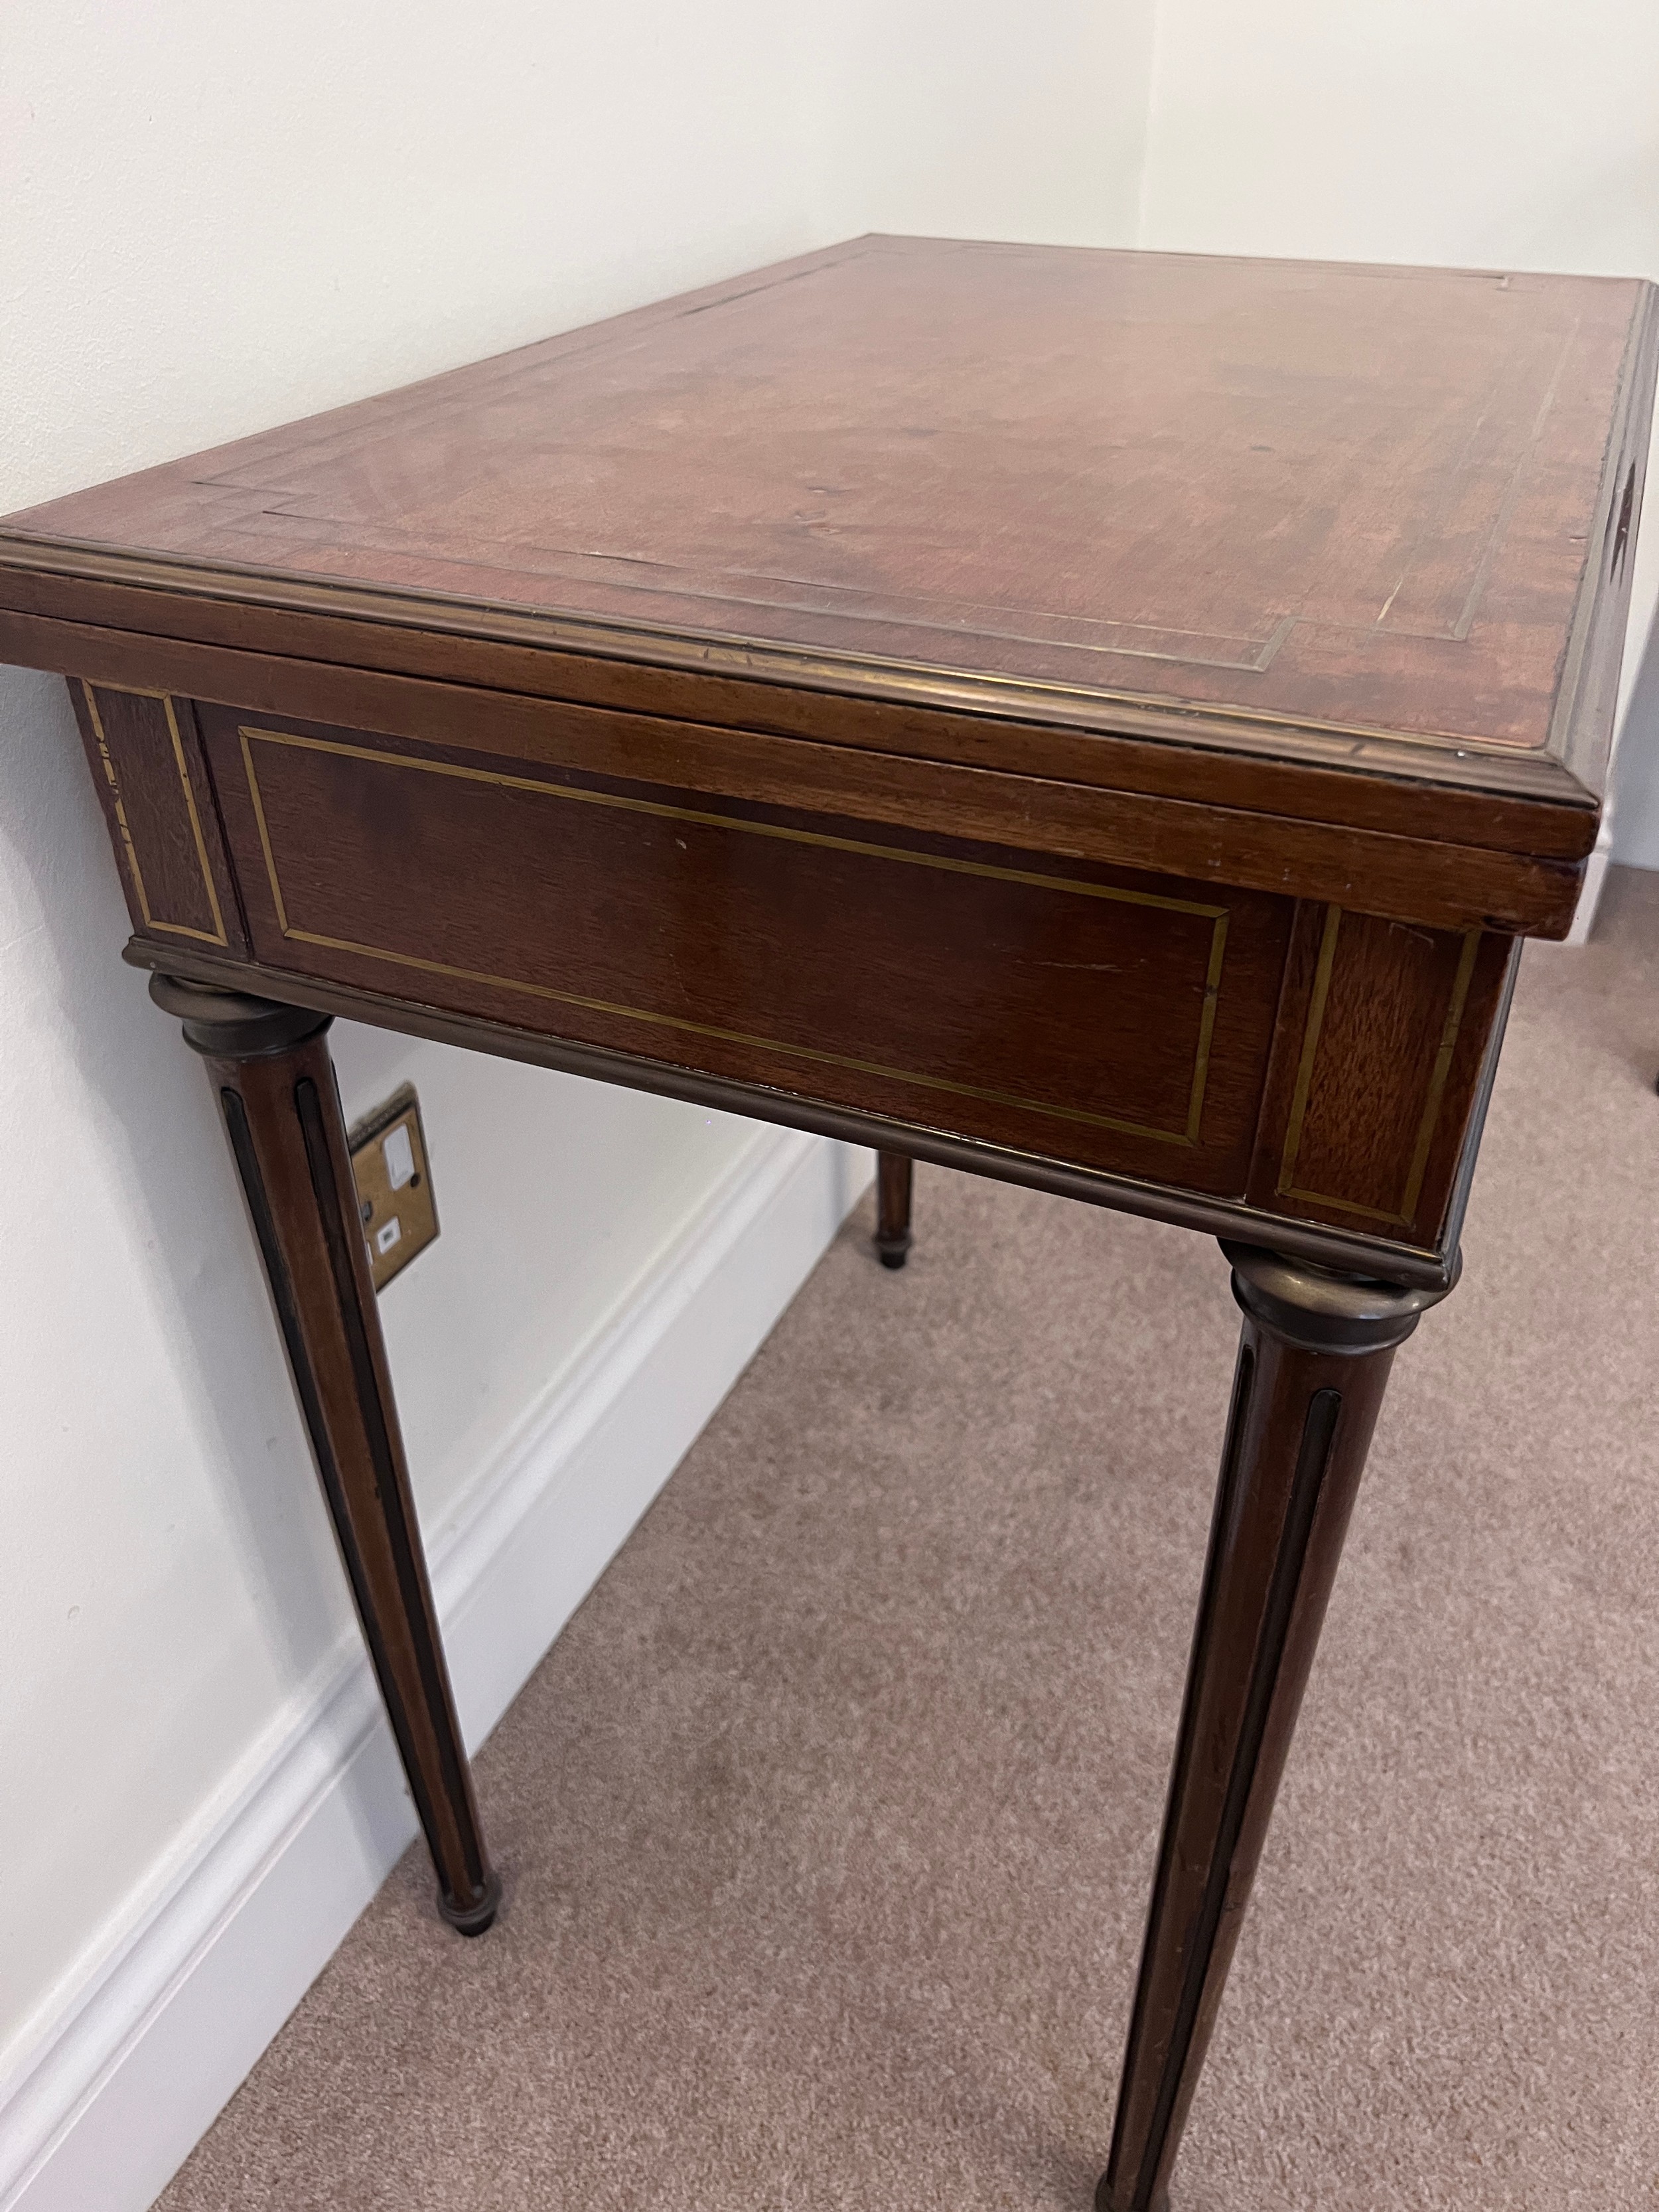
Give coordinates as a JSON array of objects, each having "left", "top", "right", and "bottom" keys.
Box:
[{"left": 3, "top": 237, "right": 1653, "bottom": 2209}]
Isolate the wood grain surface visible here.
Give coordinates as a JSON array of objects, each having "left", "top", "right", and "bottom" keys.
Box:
[
  {"left": 12, "top": 235, "right": 1657, "bottom": 1286},
  {"left": 195, "top": 701, "right": 1293, "bottom": 1196},
  {"left": 5, "top": 238, "right": 1654, "bottom": 865}
]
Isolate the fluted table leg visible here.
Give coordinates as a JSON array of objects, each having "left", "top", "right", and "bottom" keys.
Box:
[
  {"left": 1099, "top": 1241, "right": 1453, "bottom": 2211},
  {"left": 152, "top": 974, "right": 500, "bottom": 1935}
]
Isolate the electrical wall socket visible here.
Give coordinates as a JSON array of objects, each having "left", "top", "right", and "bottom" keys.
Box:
[{"left": 347, "top": 1082, "right": 439, "bottom": 1291}]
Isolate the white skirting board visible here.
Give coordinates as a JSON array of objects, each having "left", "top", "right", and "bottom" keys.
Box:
[{"left": 0, "top": 1128, "right": 873, "bottom": 2212}]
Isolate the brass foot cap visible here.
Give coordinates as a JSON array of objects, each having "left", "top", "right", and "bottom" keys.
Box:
[{"left": 437, "top": 1869, "right": 502, "bottom": 1937}]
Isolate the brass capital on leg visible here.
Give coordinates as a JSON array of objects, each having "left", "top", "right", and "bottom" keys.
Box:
[
  {"left": 1098, "top": 1242, "right": 1454, "bottom": 2212},
  {"left": 148, "top": 970, "right": 332, "bottom": 1058}
]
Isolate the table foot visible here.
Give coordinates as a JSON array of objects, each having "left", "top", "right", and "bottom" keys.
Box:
[
  {"left": 1095, "top": 2183, "right": 1167, "bottom": 2212},
  {"left": 151, "top": 974, "right": 500, "bottom": 1937},
  {"left": 437, "top": 1865, "right": 503, "bottom": 1935},
  {"left": 875, "top": 1150, "right": 914, "bottom": 1268},
  {"left": 1097, "top": 1240, "right": 1455, "bottom": 2212}
]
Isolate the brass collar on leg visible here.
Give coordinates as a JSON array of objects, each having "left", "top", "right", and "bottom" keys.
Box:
[
  {"left": 149, "top": 971, "right": 332, "bottom": 1059},
  {"left": 1221, "top": 1239, "right": 1460, "bottom": 1355}
]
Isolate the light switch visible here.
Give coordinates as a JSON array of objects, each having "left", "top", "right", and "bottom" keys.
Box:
[{"left": 348, "top": 1083, "right": 439, "bottom": 1291}]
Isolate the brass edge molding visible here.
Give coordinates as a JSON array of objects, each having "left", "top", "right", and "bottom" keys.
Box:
[
  {"left": 80, "top": 680, "right": 228, "bottom": 946},
  {"left": 0, "top": 529, "right": 1599, "bottom": 773},
  {"left": 1276, "top": 906, "right": 1482, "bottom": 1227},
  {"left": 0, "top": 605, "right": 1587, "bottom": 917},
  {"left": 238, "top": 724, "right": 1229, "bottom": 1151}
]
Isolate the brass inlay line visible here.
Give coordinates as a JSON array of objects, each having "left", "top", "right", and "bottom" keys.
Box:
[
  {"left": 1397, "top": 928, "right": 1482, "bottom": 1219},
  {"left": 241, "top": 725, "right": 1229, "bottom": 916},
  {"left": 240, "top": 725, "right": 1232, "bottom": 1150},
  {"left": 4, "top": 530, "right": 1563, "bottom": 760},
  {"left": 81, "top": 682, "right": 228, "bottom": 946},
  {"left": 81, "top": 681, "right": 151, "bottom": 928},
  {"left": 1276, "top": 905, "right": 1343, "bottom": 1203},
  {"left": 1276, "top": 906, "right": 1481, "bottom": 1227}
]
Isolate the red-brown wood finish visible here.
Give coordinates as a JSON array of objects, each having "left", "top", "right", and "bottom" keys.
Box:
[
  {"left": 197, "top": 701, "right": 1294, "bottom": 1203},
  {"left": 68, "top": 680, "right": 246, "bottom": 954},
  {"left": 875, "top": 1151, "right": 914, "bottom": 1268},
  {"left": 152, "top": 977, "right": 498, "bottom": 1935},
  {"left": 1101, "top": 1247, "right": 1447, "bottom": 2212},
  {"left": 8, "top": 238, "right": 1654, "bottom": 2206},
  {"left": 5, "top": 240, "right": 1652, "bottom": 790},
  {"left": 64, "top": 674, "right": 1524, "bottom": 1278},
  {"left": 5, "top": 240, "right": 1657, "bottom": 927}
]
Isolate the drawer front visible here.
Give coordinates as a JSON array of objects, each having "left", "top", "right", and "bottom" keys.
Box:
[{"left": 196, "top": 706, "right": 1295, "bottom": 1195}]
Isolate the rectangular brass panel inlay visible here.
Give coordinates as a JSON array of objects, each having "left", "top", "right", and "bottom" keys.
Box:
[
  {"left": 82, "top": 681, "right": 228, "bottom": 946},
  {"left": 238, "top": 725, "right": 1234, "bottom": 1149},
  {"left": 1276, "top": 905, "right": 1481, "bottom": 1225}
]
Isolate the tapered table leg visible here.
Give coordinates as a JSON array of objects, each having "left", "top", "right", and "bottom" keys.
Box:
[
  {"left": 1098, "top": 1240, "right": 1455, "bottom": 2211},
  {"left": 151, "top": 974, "right": 500, "bottom": 1935},
  {"left": 875, "top": 1150, "right": 914, "bottom": 1268}
]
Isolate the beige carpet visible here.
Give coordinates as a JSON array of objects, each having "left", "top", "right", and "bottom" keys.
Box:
[{"left": 159, "top": 870, "right": 1659, "bottom": 2212}]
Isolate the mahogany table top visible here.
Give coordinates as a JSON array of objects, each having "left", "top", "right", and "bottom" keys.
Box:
[{"left": 3, "top": 235, "right": 1654, "bottom": 881}]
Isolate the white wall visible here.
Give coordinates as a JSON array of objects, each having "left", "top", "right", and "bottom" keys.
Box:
[
  {"left": 1133, "top": 0, "right": 1659, "bottom": 861},
  {"left": 0, "top": 0, "right": 1150, "bottom": 2197},
  {"left": 832, "top": 0, "right": 1157, "bottom": 246},
  {"left": 0, "top": 0, "right": 826, "bottom": 2109}
]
